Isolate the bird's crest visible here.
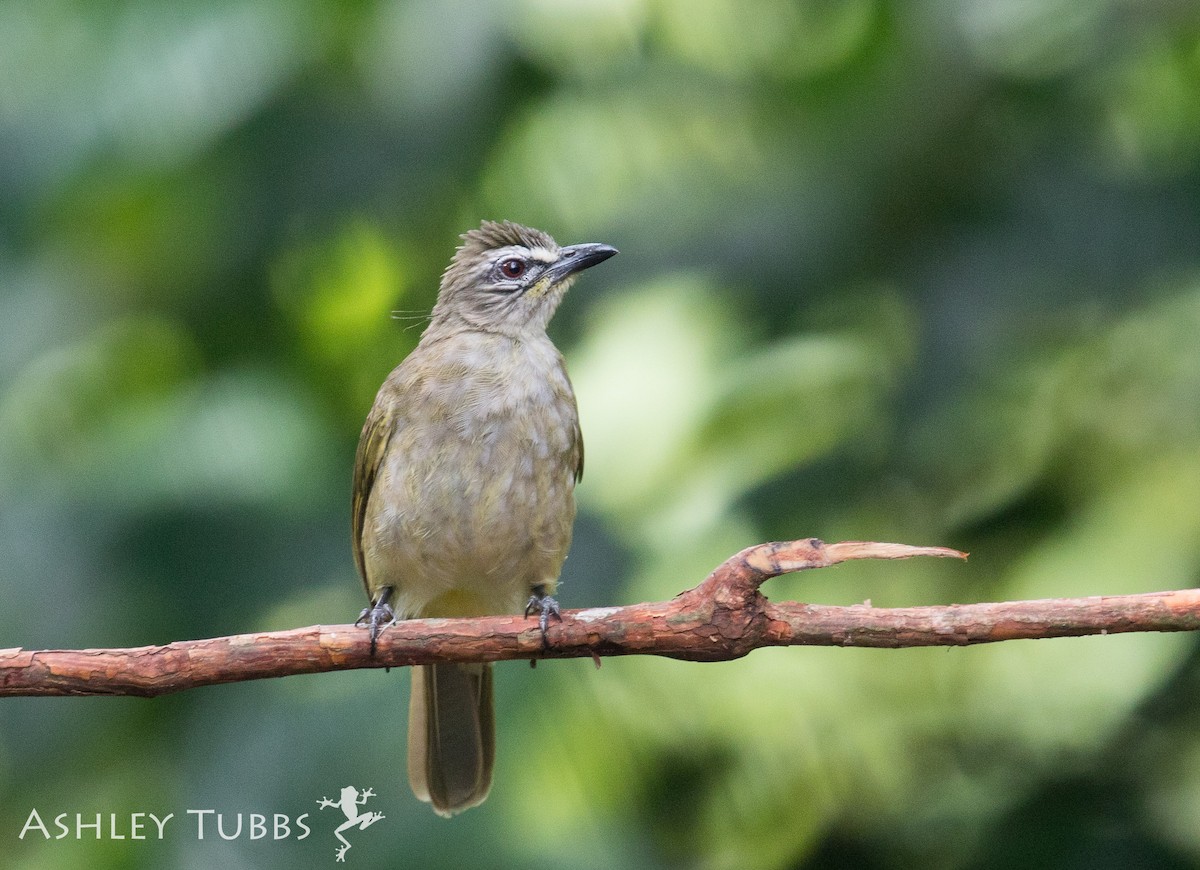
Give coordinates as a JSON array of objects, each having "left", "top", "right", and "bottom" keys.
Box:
[{"left": 456, "top": 221, "right": 557, "bottom": 259}]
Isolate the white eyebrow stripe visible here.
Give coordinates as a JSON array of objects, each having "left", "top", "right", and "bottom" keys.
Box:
[{"left": 526, "top": 246, "right": 558, "bottom": 264}]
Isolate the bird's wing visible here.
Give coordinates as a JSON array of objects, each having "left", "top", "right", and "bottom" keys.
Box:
[
  {"left": 574, "top": 420, "right": 584, "bottom": 484},
  {"left": 351, "top": 397, "right": 396, "bottom": 596}
]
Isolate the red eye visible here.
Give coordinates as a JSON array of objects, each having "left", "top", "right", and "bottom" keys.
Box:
[{"left": 499, "top": 258, "right": 526, "bottom": 279}]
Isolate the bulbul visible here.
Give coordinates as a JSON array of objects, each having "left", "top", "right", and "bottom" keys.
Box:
[{"left": 351, "top": 220, "right": 617, "bottom": 816}]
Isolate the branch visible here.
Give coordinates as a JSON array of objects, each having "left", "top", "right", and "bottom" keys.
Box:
[{"left": 3, "top": 538, "right": 1198, "bottom": 698}]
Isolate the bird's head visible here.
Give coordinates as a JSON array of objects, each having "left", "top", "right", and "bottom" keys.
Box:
[{"left": 429, "top": 220, "right": 617, "bottom": 336}]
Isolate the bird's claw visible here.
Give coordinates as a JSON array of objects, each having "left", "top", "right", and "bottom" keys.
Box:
[
  {"left": 524, "top": 587, "right": 562, "bottom": 646},
  {"left": 355, "top": 593, "right": 396, "bottom": 656}
]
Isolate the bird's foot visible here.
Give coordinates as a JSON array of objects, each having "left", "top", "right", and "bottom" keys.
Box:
[
  {"left": 355, "top": 589, "right": 396, "bottom": 656},
  {"left": 524, "top": 585, "right": 562, "bottom": 647}
]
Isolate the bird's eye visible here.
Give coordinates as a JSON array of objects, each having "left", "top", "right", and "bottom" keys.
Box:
[{"left": 499, "top": 258, "right": 526, "bottom": 279}]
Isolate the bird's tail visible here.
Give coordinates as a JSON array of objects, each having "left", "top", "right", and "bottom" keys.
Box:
[{"left": 407, "top": 663, "right": 494, "bottom": 817}]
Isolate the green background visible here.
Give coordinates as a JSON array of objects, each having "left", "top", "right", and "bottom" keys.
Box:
[{"left": 4, "top": 1, "right": 1200, "bottom": 867}]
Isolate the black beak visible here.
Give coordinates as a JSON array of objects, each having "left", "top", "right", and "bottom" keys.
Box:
[{"left": 546, "top": 242, "right": 618, "bottom": 283}]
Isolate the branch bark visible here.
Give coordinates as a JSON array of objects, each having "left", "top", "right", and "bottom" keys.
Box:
[{"left": 2, "top": 538, "right": 1198, "bottom": 698}]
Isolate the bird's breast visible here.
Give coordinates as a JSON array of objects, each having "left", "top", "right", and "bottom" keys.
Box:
[{"left": 363, "top": 333, "right": 580, "bottom": 617}]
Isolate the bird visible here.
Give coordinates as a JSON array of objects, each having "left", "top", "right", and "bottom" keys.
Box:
[{"left": 351, "top": 220, "right": 617, "bottom": 816}]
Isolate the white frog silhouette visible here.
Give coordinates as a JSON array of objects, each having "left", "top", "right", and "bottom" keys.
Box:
[{"left": 317, "top": 786, "right": 385, "bottom": 862}]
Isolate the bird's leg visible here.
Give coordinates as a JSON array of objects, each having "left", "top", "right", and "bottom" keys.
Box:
[
  {"left": 524, "top": 584, "right": 562, "bottom": 646},
  {"left": 355, "top": 586, "right": 396, "bottom": 656}
]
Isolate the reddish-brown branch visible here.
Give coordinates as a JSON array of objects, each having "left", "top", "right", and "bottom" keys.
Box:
[{"left": 2, "top": 538, "right": 1197, "bottom": 698}]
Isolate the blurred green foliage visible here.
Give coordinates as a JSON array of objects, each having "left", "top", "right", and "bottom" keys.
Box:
[{"left": 4, "top": 1, "right": 1200, "bottom": 868}]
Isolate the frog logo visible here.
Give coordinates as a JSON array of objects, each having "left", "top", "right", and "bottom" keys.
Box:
[{"left": 316, "top": 786, "right": 385, "bottom": 862}]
